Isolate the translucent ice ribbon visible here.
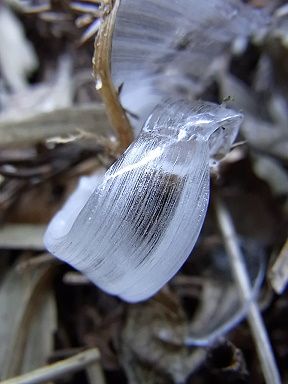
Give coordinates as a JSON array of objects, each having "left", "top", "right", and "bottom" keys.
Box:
[
  {"left": 111, "top": 0, "right": 269, "bottom": 133},
  {"left": 44, "top": 99, "right": 243, "bottom": 302}
]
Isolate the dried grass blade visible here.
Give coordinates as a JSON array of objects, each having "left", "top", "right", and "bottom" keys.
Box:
[
  {"left": 215, "top": 196, "right": 281, "bottom": 384},
  {"left": 0, "top": 349, "right": 101, "bottom": 384}
]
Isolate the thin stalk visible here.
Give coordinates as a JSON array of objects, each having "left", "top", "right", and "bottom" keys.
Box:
[
  {"left": 269, "top": 238, "right": 288, "bottom": 294},
  {"left": 93, "top": 0, "right": 134, "bottom": 152},
  {"left": 0, "top": 349, "right": 101, "bottom": 384},
  {"left": 215, "top": 196, "right": 281, "bottom": 384}
]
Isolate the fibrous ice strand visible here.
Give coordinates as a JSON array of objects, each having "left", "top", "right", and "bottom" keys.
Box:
[{"left": 44, "top": 99, "right": 242, "bottom": 302}]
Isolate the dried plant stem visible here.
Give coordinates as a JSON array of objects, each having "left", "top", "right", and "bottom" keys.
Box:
[
  {"left": 86, "top": 361, "right": 107, "bottom": 384},
  {"left": 215, "top": 196, "right": 281, "bottom": 384},
  {"left": 0, "top": 104, "right": 111, "bottom": 147},
  {"left": 0, "top": 224, "right": 46, "bottom": 250},
  {"left": 0, "top": 349, "right": 102, "bottom": 384},
  {"left": 16, "top": 253, "right": 57, "bottom": 272},
  {"left": 93, "top": 0, "right": 134, "bottom": 152},
  {"left": 269, "top": 238, "right": 288, "bottom": 294}
]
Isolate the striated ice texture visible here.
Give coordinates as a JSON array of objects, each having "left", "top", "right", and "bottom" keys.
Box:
[
  {"left": 111, "top": 0, "right": 269, "bottom": 133},
  {"left": 44, "top": 99, "right": 242, "bottom": 302}
]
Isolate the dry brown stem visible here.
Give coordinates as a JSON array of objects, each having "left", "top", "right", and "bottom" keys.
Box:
[{"left": 93, "top": 0, "right": 134, "bottom": 152}]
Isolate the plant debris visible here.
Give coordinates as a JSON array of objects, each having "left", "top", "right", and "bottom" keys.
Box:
[{"left": 0, "top": 0, "right": 287, "bottom": 383}]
